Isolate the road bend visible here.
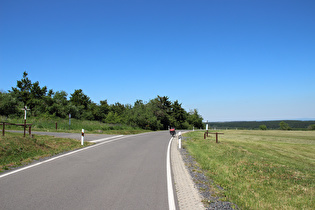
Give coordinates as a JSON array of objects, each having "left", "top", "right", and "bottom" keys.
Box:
[{"left": 0, "top": 131, "right": 175, "bottom": 210}]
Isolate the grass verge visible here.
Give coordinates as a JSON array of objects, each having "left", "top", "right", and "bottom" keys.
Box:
[
  {"left": 0, "top": 132, "right": 93, "bottom": 173},
  {"left": 183, "top": 130, "right": 315, "bottom": 209},
  {"left": 0, "top": 116, "right": 150, "bottom": 135}
]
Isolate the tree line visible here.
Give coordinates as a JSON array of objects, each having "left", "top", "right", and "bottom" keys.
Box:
[{"left": 0, "top": 72, "right": 204, "bottom": 130}]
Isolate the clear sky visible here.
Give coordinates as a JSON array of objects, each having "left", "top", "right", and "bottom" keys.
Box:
[{"left": 1, "top": 0, "right": 314, "bottom": 122}]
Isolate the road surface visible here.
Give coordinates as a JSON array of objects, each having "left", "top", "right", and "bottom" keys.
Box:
[{"left": 0, "top": 131, "right": 176, "bottom": 209}]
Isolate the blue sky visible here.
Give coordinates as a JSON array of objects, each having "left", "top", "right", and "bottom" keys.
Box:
[{"left": 1, "top": 0, "right": 314, "bottom": 122}]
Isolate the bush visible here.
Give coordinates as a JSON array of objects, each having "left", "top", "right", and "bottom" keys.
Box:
[
  {"left": 280, "top": 121, "right": 291, "bottom": 130},
  {"left": 308, "top": 124, "right": 315, "bottom": 130},
  {"left": 259, "top": 124, "right": 267, "bottom": 130}
]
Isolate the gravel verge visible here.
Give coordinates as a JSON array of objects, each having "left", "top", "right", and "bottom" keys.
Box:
[{"left": 180, "top": 137, "right": 239, "bottom": 210}]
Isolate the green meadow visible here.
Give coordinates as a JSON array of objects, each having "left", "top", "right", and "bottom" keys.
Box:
[{"left": 183, "top": 130, "right": 315, "bottom": 209}]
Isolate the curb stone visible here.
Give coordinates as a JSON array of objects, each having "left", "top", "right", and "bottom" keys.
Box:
[{"left": 171, "top": 135, "right": 205, "bottom": 210}]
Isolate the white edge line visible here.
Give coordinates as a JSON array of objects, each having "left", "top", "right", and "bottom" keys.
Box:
[
  {"left": 90, "top": 135, "right": 124, "bottom": 143},
  {"left": 167, "top": 137, "right": 176, "bottom": 210},
  {"left": 0, "top": 135, "right": 128, "bottom": 179}
]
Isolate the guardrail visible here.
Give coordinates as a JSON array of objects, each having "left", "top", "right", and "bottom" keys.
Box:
[{"left": 1, "top": 122, "right": 33, "bottom": 137}]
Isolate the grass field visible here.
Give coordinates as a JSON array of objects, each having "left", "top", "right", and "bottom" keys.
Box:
[
  {"left": 0, "top": 132, "right": 93, "bottom": 173},
  {"left": 183, "top": 130, "right": 314, "bottom": 209},
  {"left": 0, "top": 116, "right": 149, "bottom": 134}
]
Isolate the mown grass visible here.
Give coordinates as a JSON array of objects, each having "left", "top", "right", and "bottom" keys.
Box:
[
  {"left": 0, "top": 132, "right": 93, "bottom": 173},
  {"left": 0, "top": 116, "right": 149, "bottom": 135},
  {"left": 183, "top": 130, "right": 315, "bottom": 209}
]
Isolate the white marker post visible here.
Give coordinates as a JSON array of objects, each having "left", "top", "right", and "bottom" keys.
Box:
[
  {"left": 21, "top": 106, "right": 30, "bottom": 137},
  {"left": 81, "top": 129, "right": 84, "bottom": 145},
  {"left": 178, "top": 131, "right": 182, "bottom": 149}
]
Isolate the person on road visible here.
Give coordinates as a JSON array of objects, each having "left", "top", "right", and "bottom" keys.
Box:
[{"left": 170, "top": 128, "right": 176, "bottom": 137}]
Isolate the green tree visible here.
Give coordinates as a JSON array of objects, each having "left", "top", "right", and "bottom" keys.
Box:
[
  {"left": 5, "top": 73, "right": 205, "bottom": 131},
  {"left": 170, "top": 100, "right": 188, "bottom": 129},
  {"left": 126, "top": 100, "right": 162, "bottom": 130},
  {"left": 10, "top": 71, "right": 32, "bottom": 106},
  {"left": 48, "top": 91, "right": 69, "bottom": 118},
  {"left": 109, "top": 102, "right": 125, "bottom": 116},
  {"left": 69, "top": 89, "right": 91, "bottom": 119},
  {"left": 105, "top": 111, "right": 121, "bottom": 124},
  {"left": 42, "top": 89, "right": 55, "bottom": 110},
  {"left": 105, "top": 102, "right": 126, "bottom": 123},
  {"left": 259, "top": 124, "right": 267, "bottom": 130},
  {"left": 149, "top": 96, "right": 172, "bottom": 129},
  {"left": 187, "top": 109, "right": 204, "bottom": 129},
  {"left": 99, "top": 100, "right": 110, "bottom": 116},
  {"left": 91, "top": 100, "right": 110, "bottom": 122},
  {"left": 10, "top": 71, "right": 47, "bottom": 115},
  {"left": 81, "top": 104, "right": 95, "bottom": 120},
  {"left": 308, "top": 124, "right": 315, "bottom": 130},
  {"left": 280, "top": 121, "right": 291, "bottom": 130},
  {"left": 66, "top": 103, "right": 81, "bottom": 119},
  {"left": 70, "top": 89, "right": 91, "bottom": 109},
  {"left": 0, "top": 92, "right": 21, "bottom": 117}
]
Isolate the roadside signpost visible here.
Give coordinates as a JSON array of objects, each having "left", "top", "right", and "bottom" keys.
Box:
[
  {"left": 178, "top": 131, "right": 182, "bottom": 149},
  {"left": 21, "top": 106, "right": 30, "bottom": 137},
  {"left": 69, "top": 113, "right": 71, "bottom": 129},
  {"left": 81, "top": 129, "right": 84, "bottom": 145}
]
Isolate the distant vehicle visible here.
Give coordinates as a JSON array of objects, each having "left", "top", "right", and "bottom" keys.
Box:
[{"left": 169, "top": 128, "right": 176, "bottom": 137}]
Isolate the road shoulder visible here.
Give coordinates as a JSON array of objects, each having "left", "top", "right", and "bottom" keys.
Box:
[{"left": 171, "top": 135, "right": 205, "bottom": 210}]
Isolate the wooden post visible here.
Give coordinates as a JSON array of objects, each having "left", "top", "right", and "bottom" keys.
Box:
[
  {"left": 24, "top": 120, "right": 26, "bottom": 137},
  {"left": 207, "top": 132, "right": 224, "bottom": 143},
  {"left": 29, "top": 126, "right": 32, "bottom": 137}
]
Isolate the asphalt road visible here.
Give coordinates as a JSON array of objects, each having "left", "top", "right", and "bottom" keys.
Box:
[{"left": 0, "top": 131, "right": 174, "bottom": 210}]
